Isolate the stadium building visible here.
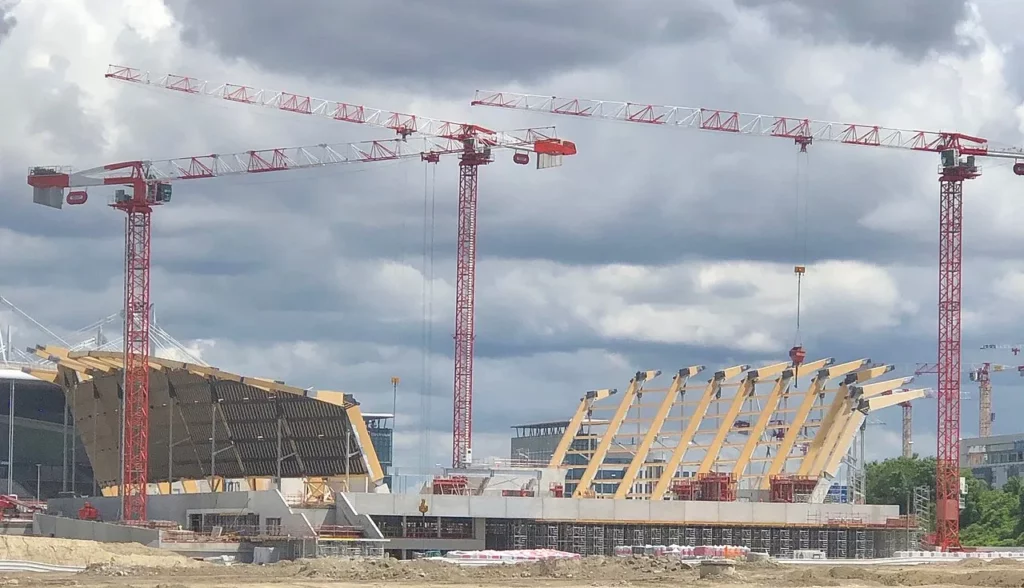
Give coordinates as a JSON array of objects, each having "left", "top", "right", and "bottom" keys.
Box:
[{"left": 31, "top": 350, "right": 932, "bottom": 561}]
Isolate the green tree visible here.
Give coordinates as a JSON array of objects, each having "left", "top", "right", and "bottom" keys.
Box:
[
  {"left": 864, "top": 455, "right": 935, "bottom": 514},
  {"left": 864, "top": 456, "right": 1024, "bottom": 547}
]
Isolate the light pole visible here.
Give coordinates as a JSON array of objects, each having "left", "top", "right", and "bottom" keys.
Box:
[
  {"left": 7, "top": 378, "right": 14, "bottom": 496},
  {"left": 390, "top": 376, "right": 399, "bottom": 470},
  {"left": 35, "top": 463, "right": 40, "bottom": 500}
]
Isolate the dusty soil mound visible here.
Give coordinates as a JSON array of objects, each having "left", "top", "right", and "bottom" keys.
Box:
[
  {"left": 781, "top": 562, "right": 1024, "bottom": 588},
  {"left": 0, "top": 536, "right": 200, "bottom": 569},
  {"left": 266, "top": 555, "right": 696, "bottom": 583}
]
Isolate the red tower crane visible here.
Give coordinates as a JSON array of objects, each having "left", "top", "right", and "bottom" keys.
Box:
[
  {"left": 469, "top": 91, "right": 1024, "bottom": 549},
  {"left": 26, "top": 132, "right": 566, "bottom": 520},
  {"left": 104, "top": 66, "right": 577, "bottom": 470},
  {"left": 974, "top": 342, "right": 1024, "bottom": 438}
]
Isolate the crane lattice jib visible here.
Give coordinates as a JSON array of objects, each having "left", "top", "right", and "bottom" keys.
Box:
[
  {"left": 105, "top": 65, "right": 575, "bottom": 156},
  {"left": 25, "top": 134, "right": 560, "bottom": 191},
  {"left": 471, "top": 91, "right": 1024, "bottom": 163}
]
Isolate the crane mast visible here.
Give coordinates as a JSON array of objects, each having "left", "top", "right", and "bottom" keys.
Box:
[
  {"left": 119, "top": 192, "right": 152, "bottom": 521},
  {"left": 471, "top": 90, "right": 1024, "bottom": 550}
]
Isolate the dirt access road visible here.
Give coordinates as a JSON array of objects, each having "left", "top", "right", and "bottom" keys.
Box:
[{"left": 0, "top": 536, "right": 1022, "bottom": 588}]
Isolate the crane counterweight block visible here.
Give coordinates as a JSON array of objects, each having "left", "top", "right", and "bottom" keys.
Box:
[{"left": 533, "top": 138, "right": 577, "bottom": 156}]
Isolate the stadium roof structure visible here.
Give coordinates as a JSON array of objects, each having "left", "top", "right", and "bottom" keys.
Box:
[
  {"left": 551, "top": 358, "right": 927, "bottom": 503},
  {"left": 20, "top": 345, "right": 384, "bottom": 493}
]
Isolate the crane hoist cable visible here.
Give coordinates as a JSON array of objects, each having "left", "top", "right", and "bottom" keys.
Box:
[
  {"left": 419, "top": 161, "right": 438, "bottom": 470},
  {"left": 789, "top": 145, "right": 811, "bottom": 385}
]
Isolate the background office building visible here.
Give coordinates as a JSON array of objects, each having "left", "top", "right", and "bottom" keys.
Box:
[
  {"left": 961, "top": 433, "right": 1024, "bottom": 488},
  {"left": 0, "top": 369, "right": 94, "bottom": 499}
]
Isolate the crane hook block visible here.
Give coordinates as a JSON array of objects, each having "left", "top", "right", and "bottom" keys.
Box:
[
  {"left": 794, "top": 265, "right": 806, "bottom": 275},
  {"left": 512, "top": 152, "right": 529, "bottom": 165},
  {"left": 789, "top": 346, "right": 806, "bottom": 366},
  {"left": 66, "top": 191, "right": 88, "bottom": 206},
  {"left": 1014, "top": 162, "right": 1024, "bottom": 176}
]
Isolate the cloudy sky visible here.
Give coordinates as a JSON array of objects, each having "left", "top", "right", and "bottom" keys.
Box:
[{"left": 3, "top": 0, "right": 1024, "bottom": 476}]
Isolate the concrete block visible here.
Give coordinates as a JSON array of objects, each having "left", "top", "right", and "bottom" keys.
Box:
[
  {"left": 613, "top": 499, "right": 651, "bottom": 522},
  {"left": 542, "top": 498, "right": 580, "bottom": 521},
  {"left": 718, "top": 501, "right": 754, "bottom": 524},
  {"left": 504, "top": 497, "right": 540, "bottom": 519},
  {"left": 648, "top": 500, "right": 685, "bottom": 522},
  {"left": 752, "top": 502, "right": 788, "bottom": 524}
]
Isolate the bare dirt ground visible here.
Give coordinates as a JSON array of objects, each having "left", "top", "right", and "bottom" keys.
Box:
[{"left": 0, "top": 536, "right": 1023, "bottom": 588}]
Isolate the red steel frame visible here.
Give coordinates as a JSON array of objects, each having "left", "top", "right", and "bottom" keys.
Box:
[
  {"left": 116, "top": 190, "right": 152, "bottom": 521},
  {"left": 453, "top": 143, "right": 491, "bottom": 467},
  {"left": 935, "top": 172, "right": 969, "bottom": 549}
]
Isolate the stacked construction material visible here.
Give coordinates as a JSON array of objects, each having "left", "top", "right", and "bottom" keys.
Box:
[
  {"left": 613, "top": 544, "right": 750, "bottom": 560},
  {"left": 443, "top": 548, "right": 580, "bottom": 565}
]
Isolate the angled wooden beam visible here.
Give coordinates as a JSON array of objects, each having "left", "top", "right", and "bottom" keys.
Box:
[
  {"left": 864, "top": 388, "right": 926, "bottom": 412},
  {"left": 345, "top": 404, "right": 384, "bottom": 483},
  {"left": 548, "top": 388, "right": 616, "bottom": 468},
  {"left": 760, "top": 358, "right": 868, "bottom": 488},
  {"left": 572, "top": 370, "right": 660, "bottom": 497},
  {"left": 818, "top": 388, "right": 929, "bottom": 483},
  {"left": 699, "top": 361, "right": 789, "bottom": 474},
  {"left": 19, "top": 367, "right": 59, "bottom": 383},
  {"left": 614, "top": 365, "right": 703, "bottom": 498},
  {"left": 797, "top": 364, "right": 892, "bottom": 476},
  {"left": 806, "top": 373, "right": 912, "bottom": 475},
  {"left": 733, "top": 358, "right": 832, "bottom": 478},
  {"left": 34, "top": 346, "right": 97, "bottom": 376},
  {"left": 649, "top": 364, "right": 747, "bottom": 500}
]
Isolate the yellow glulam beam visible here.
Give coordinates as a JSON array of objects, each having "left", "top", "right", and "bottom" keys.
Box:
[
  {"left": 615, "top": 365, "right": 703, "bottom": 499},
  {"left": 759, "top": 358, "right": 867, "bottom": 487},
  {"left": 819, "top": 388, "right": 928, "bottom": 479},
  {"left": 572, "top": 371, "right": 660, "bottom": 497},
  {"left": 650, "top": 364, "right": 746, "bottom": 500},
  {"left": 733, "top": 358, "right": 832, "bottom": 478},
  {"left": 807, "top": 374, "right": 911, "bottom": 475},
  {"left": 548, "top": 388, "right": 616, "bottom": 468},
  {"left": 345, "top": 404, "right": 385, "bottom": 483},
  {"left": 797, "top": 364, "right": 891, "bottom": 476},
  {"left": 699, "top": 362, "right": 789, "bottom": 474}
]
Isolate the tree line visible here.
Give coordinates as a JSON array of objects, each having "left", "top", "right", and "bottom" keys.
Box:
[{"left": 865, "top": 455, "right": 1024, "bottom": 546}]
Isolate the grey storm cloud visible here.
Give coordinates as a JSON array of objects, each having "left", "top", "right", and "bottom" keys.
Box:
[
  {"left": 0, "top": 2, "right": 15, "bottom": 44},
  {"left": 734, "top": 0, "right": 973, "bottom": 59},
  {"left": 163, "top": 0, "right": 727, "bottom": 92}
]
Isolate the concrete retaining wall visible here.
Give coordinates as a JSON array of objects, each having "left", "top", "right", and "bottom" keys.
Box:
[
  {"left": 346, "top": 493, "right": 899, "bottom": 525},
  {"left": 33, "top": 514, "right": 160, "bottom": 546},
  {"left": 47, "top": 490, "right": 319, "bottom": 538}
]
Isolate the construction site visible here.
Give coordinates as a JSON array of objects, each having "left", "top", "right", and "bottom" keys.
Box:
[{"left": 5, "top": 6, "right": 1024, "bottom": 586}]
